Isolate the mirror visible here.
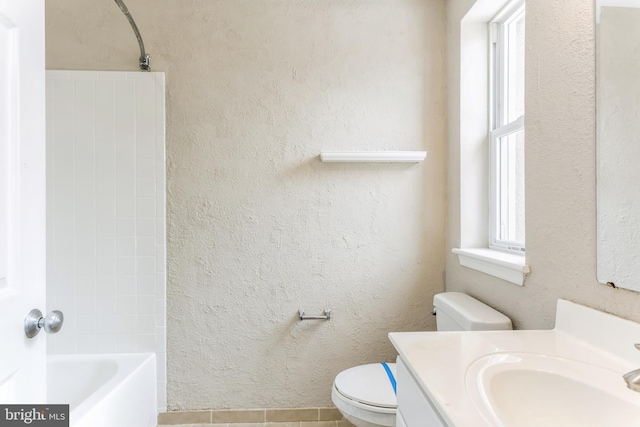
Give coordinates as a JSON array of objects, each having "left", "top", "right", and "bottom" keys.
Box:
[{"left": 596, "top": 1, "right": 640, "bottom": 291}]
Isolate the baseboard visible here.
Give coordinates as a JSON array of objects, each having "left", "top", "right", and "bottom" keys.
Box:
[{"left": 158, "top": 407, "right": 348, "bottom": 425}]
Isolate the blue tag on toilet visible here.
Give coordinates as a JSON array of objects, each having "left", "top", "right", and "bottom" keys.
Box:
[{"left": 381, "top": 363, "right": 397, "bottom": 395}]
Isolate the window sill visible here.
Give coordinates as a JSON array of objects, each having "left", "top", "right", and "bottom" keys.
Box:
[{"left": 452, "top": 248, "right": 530, "bottom": 286}]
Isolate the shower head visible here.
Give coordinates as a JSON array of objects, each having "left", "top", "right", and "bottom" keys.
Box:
[{"left": 113, "top": 0, "right": 151, "bottom": 71}]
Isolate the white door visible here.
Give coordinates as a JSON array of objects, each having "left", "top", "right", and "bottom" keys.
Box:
[{"left": 0, "top": 0, "right": 46, "bottom": 403}]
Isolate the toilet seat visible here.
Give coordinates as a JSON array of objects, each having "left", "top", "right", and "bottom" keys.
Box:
[{"left": 333, "top": 363, "right": 397, "bottom": 411}]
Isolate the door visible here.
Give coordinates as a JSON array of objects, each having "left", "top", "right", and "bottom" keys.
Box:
[{"left": 0, "top": 0, "right": 46, "bottom": 403}]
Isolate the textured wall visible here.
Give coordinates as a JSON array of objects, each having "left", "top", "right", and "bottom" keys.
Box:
[
  {"left": 446, "top": 0, "right": 640, "bottom": 329},
  {"left": 45, "top": 0, "right": 447, "bottom": 410}
]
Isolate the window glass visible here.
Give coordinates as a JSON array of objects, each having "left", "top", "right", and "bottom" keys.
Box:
[
  {"left": 496, "top": 128, "right": 525, "bottom": 244},
  {"left": 507, "top": 10, "right": 525, "bottom": 123},
  {"left": 491, "top": 2, "right": 525, "bottom": 252}
]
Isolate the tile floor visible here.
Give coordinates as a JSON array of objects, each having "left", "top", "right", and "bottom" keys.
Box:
[
  {"left": 167, "top": 423, "right": 355, "bottom": 427},
  {"left": 157, "top": 407, "right": 351, "bottom": 426}
]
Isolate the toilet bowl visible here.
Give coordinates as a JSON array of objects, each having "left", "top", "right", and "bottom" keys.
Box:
[
  {"left": 331, "top": 363, "right": 396, "bottom": 427},
  {"left": 331, "top": 292, "right": 513, "bottom": 427}
]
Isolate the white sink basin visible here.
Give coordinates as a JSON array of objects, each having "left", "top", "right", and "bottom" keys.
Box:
[
  {"left": 465, "top": 352, "right": 640, "bottom": 427},
  {"left": 391, "top": 300, "right": 640, "bottom": 427}
]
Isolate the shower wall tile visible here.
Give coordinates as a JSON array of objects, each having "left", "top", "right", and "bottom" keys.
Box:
[
  {"left": 138, "top": 275, "right": 156, "bottom": 295},
  {"left": 97, "top": 335, "right": 117, "bottom": 353},
  {"left": 46, "top": 71, "right": 167, "bottom": 412},
  {"left": 70, "top": 70, "right": 99, "bottom": 80}
]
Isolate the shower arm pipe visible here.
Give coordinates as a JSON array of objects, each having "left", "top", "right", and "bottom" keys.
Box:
[{"left": 113, "top": 0, "right": 151, "bottom": 71}]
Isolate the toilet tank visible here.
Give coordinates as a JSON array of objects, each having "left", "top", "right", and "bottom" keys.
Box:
[{"left": 433, "top": 292, "right": 512, "bottom": 331}]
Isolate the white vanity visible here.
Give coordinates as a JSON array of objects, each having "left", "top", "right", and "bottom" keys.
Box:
[{"left": 389, "top": 300, "right": 640, "bottom": 427}]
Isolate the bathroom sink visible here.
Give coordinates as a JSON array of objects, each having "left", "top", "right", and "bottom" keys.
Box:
[{"left": 465, "top": 352, "right": 640, "bottom": 427}]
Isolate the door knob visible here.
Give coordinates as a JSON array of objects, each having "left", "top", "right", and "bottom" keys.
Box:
[{"left": 24, "top": 309, "right": 64, "bottom": 338}]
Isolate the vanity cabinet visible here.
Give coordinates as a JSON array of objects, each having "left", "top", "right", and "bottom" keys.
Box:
[{"left": 396, "top": 357, "right": 447, "bottom": 427}]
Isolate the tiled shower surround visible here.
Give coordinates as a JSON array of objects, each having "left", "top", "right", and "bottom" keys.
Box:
[{"left": 45, "top": 70, "right": 167, "bottom": 410}]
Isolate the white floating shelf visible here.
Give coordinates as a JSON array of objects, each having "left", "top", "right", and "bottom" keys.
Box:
[{"left": 320, "top": 151, "right": 427, "bottom": 163}]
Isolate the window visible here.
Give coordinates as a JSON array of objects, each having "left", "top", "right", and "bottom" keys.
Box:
[
  {"left": 489, "top": 1, "right": 525, "bottom": 253},
  {"left": 453, "top": 0, "right": 529, "bottom": 286}
]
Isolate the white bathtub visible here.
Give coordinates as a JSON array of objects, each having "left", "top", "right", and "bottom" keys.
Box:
[{"left": 47, "top": 353, "right": 156, "bottom": 427}]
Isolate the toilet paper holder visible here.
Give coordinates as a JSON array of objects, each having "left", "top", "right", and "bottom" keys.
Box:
[{"left": 299, "top": 309, "right": 331, "bottom": 321}]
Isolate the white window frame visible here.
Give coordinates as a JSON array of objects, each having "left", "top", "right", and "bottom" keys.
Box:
[{"left": 489, "top": 0, "right": 525, "bottom": 253}]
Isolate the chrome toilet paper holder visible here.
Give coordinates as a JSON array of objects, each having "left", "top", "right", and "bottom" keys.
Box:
[{"left": 299, "top": 309, "right": 331, "bottom": 321}]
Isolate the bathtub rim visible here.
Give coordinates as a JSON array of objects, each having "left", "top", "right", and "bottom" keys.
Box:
[{"left": 47, "top": 352, "right": 157, "bottom": 423}]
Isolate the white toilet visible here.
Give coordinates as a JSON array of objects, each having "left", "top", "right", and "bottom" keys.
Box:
[{"left": 331, "top": 292, "right": 512, "bottom": 427}]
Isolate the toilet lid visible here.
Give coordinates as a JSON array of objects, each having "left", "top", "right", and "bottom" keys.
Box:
[{"left": 334, "top": 363, "right": 397, "bottom": 409}]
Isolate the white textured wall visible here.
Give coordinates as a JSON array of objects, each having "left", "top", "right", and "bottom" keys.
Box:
[
  {"left": 45, "top": 0, "right": 447, "bottom": 410},
  {"left": 446, "top": 0, "right": 640, "bottom": 329},
  {"left": 45, "top": 70, "right": 167, "bottom": 410}
]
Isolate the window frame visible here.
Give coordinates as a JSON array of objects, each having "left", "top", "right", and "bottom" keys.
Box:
[{"left": 489, "top": 0, "right": 526, "bottom": 253}]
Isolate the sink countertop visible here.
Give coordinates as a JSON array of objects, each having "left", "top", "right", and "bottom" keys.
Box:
[{"left": 389, "top": 299, "right": 640, "bottom": 427}]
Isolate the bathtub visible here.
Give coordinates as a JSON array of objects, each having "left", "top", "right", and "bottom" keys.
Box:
[{"left": 47, "top": 353, "right": 156, "bottom": 427}]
